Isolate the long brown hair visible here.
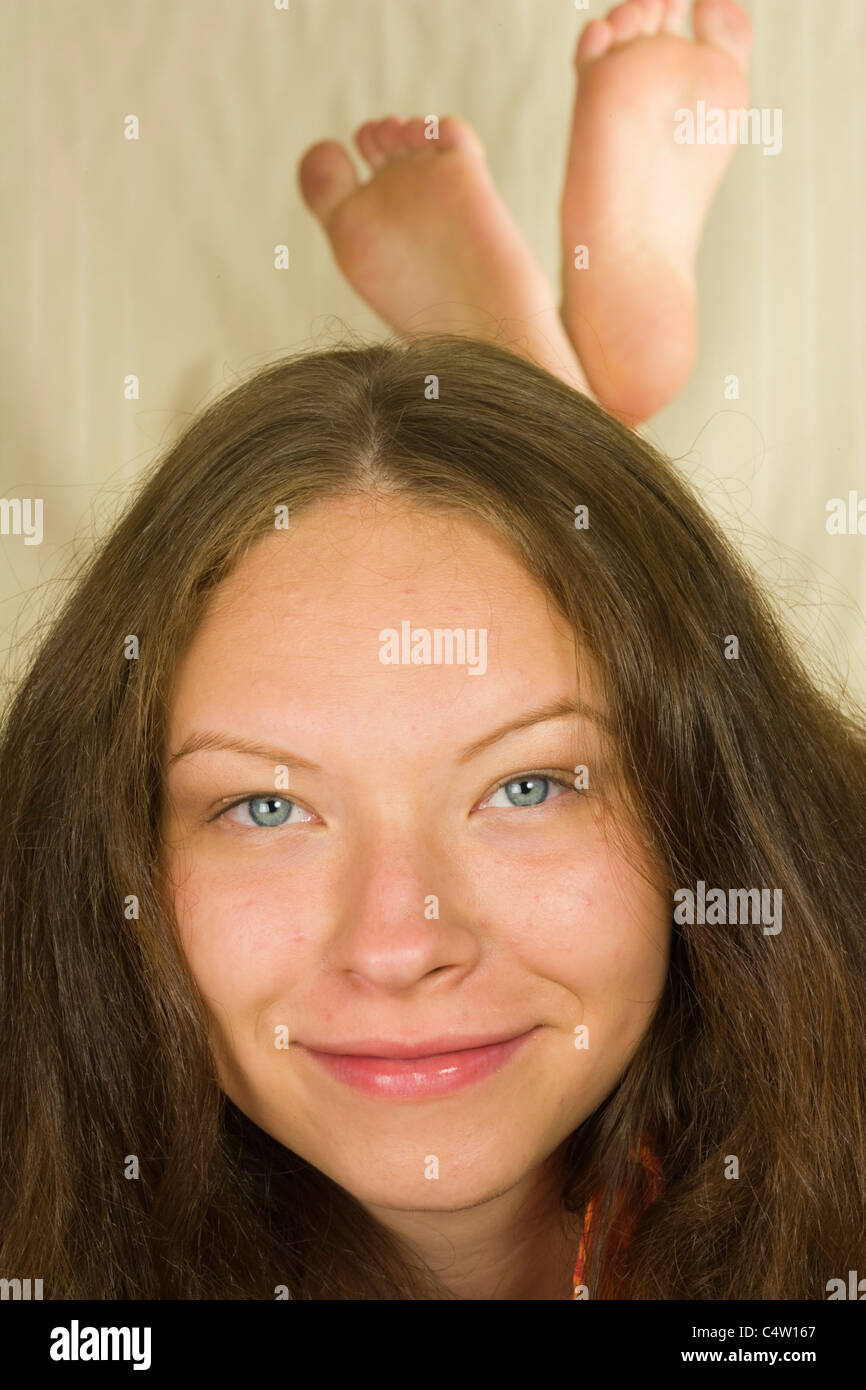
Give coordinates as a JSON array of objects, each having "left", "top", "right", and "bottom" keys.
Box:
[{"left": 1, "top": 334, "right": 864, "bottom": 1298}]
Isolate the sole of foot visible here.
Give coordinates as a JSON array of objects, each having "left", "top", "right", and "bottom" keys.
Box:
[{"left": 560, "top": 0, "right": 753, "bottom": 424}]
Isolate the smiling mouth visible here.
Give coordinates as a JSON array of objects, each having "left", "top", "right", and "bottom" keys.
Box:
[{"left": 297, "top": 1028, "right": 541, "bottom": 1100}]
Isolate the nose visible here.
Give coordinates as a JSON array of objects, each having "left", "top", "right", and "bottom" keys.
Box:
[{"left": 324, "top": 821, "right": 480, "bottom": 992}]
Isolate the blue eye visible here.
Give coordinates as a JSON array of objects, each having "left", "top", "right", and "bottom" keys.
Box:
[
  {"left": 213, "top": 769, "right": 578, "bottom": 830},
  {"left": 246, "top": 796, "right": 292, "bottom": 827},
  {"left": 482, "top": 772, "right": 577, "bottom": 811},
  {"left": 217, "top": 796, "right": 313, "bottom": 829}
]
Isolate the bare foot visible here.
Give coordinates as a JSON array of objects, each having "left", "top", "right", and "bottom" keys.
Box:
[
  {"left": 298, "top": 115, "right": 591, "bottom": 395},
  {"left": 560, "top": 0, "right": 753, "bottom": 424}
]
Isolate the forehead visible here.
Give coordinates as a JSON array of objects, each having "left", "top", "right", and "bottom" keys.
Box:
[
  {"left": 199, "top": 493, "right": 569, "bottom": 632},
  {"left": 166, "top": 496, "right": 599, "bottom": 747}
]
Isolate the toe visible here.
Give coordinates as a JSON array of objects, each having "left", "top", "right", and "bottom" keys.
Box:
[
  {"left": 354, "top": 120, "right": 387, "bottom": 170},
  {"left": 436, "top": 115, "right": 486, "bottom": 159},
  {"left": 402, "top": 116, "right": 433, "bottom": 152},
  {"left": 297, "top": 140, "right": 360, "bottom": 225},
  {"left": 634, "top": 0, "right": 666, "bottom": 34},
  {"left": 607, "top": 2, "right": 650, "bottom": 43},
  {"left": 693, "top": 0, "right": 753, "bottom": 67},
  {"left": 661, "top": 0, "right": 689, "bottom": 34},
  {"left": 576, "top": 18, "right": 614, "bottom": 64},
  {"left": 375, "top": 116, "right": 410, "bottom": 160}
]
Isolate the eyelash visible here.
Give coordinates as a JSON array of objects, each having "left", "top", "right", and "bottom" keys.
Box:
[{"left": 208, "top": 768, "right": 580, "bottom": 829}]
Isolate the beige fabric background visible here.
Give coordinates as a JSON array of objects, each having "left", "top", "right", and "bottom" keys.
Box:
[{"left": 2, "top": 0, "right": 865, "bottom": 705}]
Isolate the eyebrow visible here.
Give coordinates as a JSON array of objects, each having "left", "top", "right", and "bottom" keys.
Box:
[{"left": 166, "top": 698, "right": 612, "bottom": 772}]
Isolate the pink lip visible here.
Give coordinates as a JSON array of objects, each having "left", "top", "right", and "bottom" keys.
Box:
[{"left": 298, "top": 1028, "right": 540, "bottom": 1099}]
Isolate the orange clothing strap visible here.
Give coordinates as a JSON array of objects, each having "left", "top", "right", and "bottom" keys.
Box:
[{"left": 572, "top": 1141, "right": 662, "bottom": 1298}]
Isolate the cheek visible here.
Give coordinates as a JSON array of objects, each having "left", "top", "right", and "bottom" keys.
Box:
[
  {"left": 167, "top": 854, "right": 314, "bottom": 1009},
  {"left": 478, "top": 836, "right": 670, "bottom": 1006}
]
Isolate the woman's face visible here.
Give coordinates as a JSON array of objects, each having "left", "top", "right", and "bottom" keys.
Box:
[{"left": 160, "top": 494, "right": 671, "bottom": 1212}]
